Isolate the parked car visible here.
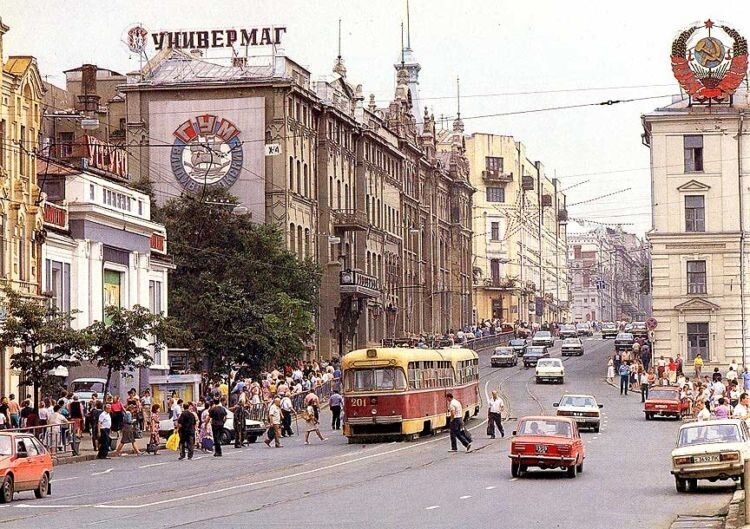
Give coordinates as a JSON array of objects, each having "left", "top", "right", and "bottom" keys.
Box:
[
  {"left": 509, "top": 416, "right": 584, "bottom": 478},
  {"left": 508, "top": 338, "right": 528, "bottom": 357},
  {"left": 671, "top": 419, "right": 750, "bottom": 492},
  {"left": 554, "top": 394, "right": 603, "bottom": 432},
  {"left": 160, "top": 407, "right": 266, "bottom": 444},
  {"left": 559, "top": 324, "right": 577, "bottom": 339},
  {"left": 601, "top": 322, "right": 619, "bottom": 339},
  {"left": 631, "top": 321, "right": 649, "bottom": 338},
  {"left": 70, "top": 377, "right": 107, "bottom": 403},
  {"left": 532, "top": 330, "right": 555, "bottom": 348},
  {"left": 561, "top": 338, "right": 584, "bottom": 356},
  {"left": 491, "top": 346, "right": 518, "bottom": 367},
  {"left": 644, "top": 386, "right": 688, "bottom": 420},
  {"left": 0, "top": 432, "right": 53, "bottom": 503},
  {"left": 535, "top": 358, "right": 564, "bottom": 384},
  {"left": 523, "top": 346, "right": 550, "bottom": 368},
  {"left": 575, "top": 323, "right": 593, "bottom": 337},
  {"left": 614, "top": 332, "right": 635, "bottom": 351}
]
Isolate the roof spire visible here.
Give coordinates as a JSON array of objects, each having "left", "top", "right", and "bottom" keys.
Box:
[
  {"left": 400, "top": 21, "right": 405, "bottom": 66},
  {"left": 453, "top": 75, "right": 464, "bottom": 133},
  {"left": 406, "top": 0, "right": 412, "bottom": 49},
  {"left": 337, "top": 18, "right": 342, "bottom": 60},
  {"left": 333, "top": 18, "right": 347, "bottom": 77}
]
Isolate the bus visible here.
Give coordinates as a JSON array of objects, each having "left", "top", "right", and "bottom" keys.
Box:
[{"left": 342, "top": 346, "right": 480, "bottom": 442}]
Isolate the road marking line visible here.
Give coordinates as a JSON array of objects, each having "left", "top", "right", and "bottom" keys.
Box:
[
  {"left": 54, "top": 477, "right": 79, "bottom": 482},
  {"left": 139, "top": 462, "right": 168, "bottom": 469},
  {"left": 91, "top": 468, "right": 113, "bottom": 476},
  {"left": 485, "top": 486, "right": 496, "bottom": 490},
  {"left": 459, "top": 495, "right": 472, "bottom": 499},
  {"left": 592, "top": 436, "right": 598, "bottom": 440},
  {"left": 509, "top": 478, "right": 518, "bottom": 482},
  {"left": 425, "top": 505, "right": 440, "bottom": 510}
]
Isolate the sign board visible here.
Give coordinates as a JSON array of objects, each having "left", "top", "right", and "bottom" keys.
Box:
[
  {"left": 646, "top": 317, "right": 658, "bottom": 330},
  {"left": 126, "top": 24, "right": 287, "bottom": 53},
  {"left": 81, "top": 135, "right": 128, "bottom": 179},
  {"left": 265, "top": 143, "right": 281, "bottom": 156}
]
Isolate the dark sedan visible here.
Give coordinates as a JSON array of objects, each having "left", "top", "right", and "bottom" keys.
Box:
[
  {"left": 509, "top": 338, "right": 528, "bottom": 357},
  {"left": 523, "top": 346, "right": 550, "bottom": 367},
  {"left": 614, "top": 332, "right": 635, "bottom": 351}
]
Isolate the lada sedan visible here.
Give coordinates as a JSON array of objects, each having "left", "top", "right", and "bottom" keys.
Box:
[
  {"left": 0, "top": 432, "right": 53, "bottom": 503},
  {"left": 523, "top": 346, "right": 550, "bottom": 368},
  {"left": 671, "top": 419, "right": 750, "bottom": 492},
  {"left": 614, "top": 332, "right": 634, "bottom": 351},
  {"left": 532, "top": 331, "right": 555, "bottom": 347},
  {"left": 554, "top": 394, "right": 603, "bottom": 432},
  {"left": 508, "top": 338, "right": 528, "bottom": 357},
  {"left": 561, "top": 338, "right": 584, "bottom": 356},
  {"left": 644, "top": 386, "right": 687, "bottom": 420},
  {"left": 535, "top": 358, "right": 564, "bottom": 384},
  {"left": 509, "top": 416, "right": 584, "bottom": 478},
  {"left": 559, "top": 324, "right": 577, "bottom": 339},
  {"left": 491, "top": 346, "right": 518, "bottom": 367},
  {"left": 601, "top": 322, "right": 618, "bottom": 339}
]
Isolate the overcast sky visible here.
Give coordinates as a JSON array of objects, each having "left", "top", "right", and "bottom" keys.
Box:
[{"left": 5, "top": 0, "right": 750, "bottom": 235}]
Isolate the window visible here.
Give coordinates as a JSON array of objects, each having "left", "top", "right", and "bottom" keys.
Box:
[
  {"left": 19, "top": 125, "right": 26, "bottom": 175},
  {"left": 103, "top": 188, "right": 132, "bottom": 212},
  {"left": 490, "top": 222, "right": 500, "bottom": 241},
  {"left": 0, "top": 120, "right": 5, "bottom": 168},
  {"left": 486, "top": 187, "right": 505, "bottom": 203},
  {"left": 149, "top": 280, "right": 162, "bottom": 315},
  {"left": 490, "top": 259, "right": 501, "bottom": 283},
  {"left": 18, "top": 226, "right": 25, "bottom": 282},
  {"left": 289, "top": 223, "right": 296, "bottom": 252},
  {"left": 687, "top": 260, "right": 707, "bottom": 294},
  {"left": 344, "top": 368, "right": 407, "bottom": 392},
  {"left": 58, "top": 131, "right": 74, "bottom": 157},
  {"left": 685, "top": 195, "right": 705, "bottom": 232},
  {"left": 687, "top": 322, "right": 709, "bottom": 361},
  {"left": 103, "top": 269, "right": 123, "bottom": 323},
  {"left": 485, "top": 156, "right": 504, "bottom": 172},
  {"left": 46, "top": 259, "right": 71, "bottom": 312},
  {"left": 89, "top": 184, "right": 95, "bottom": 201},
  {"left": 684, "top": 135, "right": 704, "bottom": 172}
]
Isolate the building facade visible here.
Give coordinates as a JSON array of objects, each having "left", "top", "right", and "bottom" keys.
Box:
[
  {"left": 0, "top": 18, "right": 46, "bottom": 396},
  {"left": 568, "top": 227, "right": 651, "bottom": 322},
  {"left": 120, "top": 44, "right": 474, "bottom": 359},
  {"left": 465, "top": 133, "right": 570, "bottom": 325}
]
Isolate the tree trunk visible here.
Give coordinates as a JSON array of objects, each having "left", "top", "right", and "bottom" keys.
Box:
[{"left": 104, "top": 367, "right": 113, "bottom": 400}]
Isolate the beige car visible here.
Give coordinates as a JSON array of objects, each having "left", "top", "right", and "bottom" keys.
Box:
[{"left": 671, "top": 419, "right": 750, "bottom": 492}]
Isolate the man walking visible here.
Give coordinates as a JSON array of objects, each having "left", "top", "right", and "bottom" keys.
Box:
[
  {"left": 177, "top": 403, "right": 196, "bottom": 460},
  {"left": 208, "top": 400, "right": 227, "bottom": 457},
  {"left": 619, "top": 362, "right": 631, "bottom": 396},
  {"left": 280, "top": 393, "right": 294, "bottom": 437},
  {"left": 446, "top": 393, "right": 471, "bottom": 452},
  {"left": 96, "top": 403, "right": 112, "bottom": 459},
  {"left": 329, "top": 389, "right": 343, "bottom": 430},
  {"left": 233, "top": 395, "right": 247, "bottom": 448},
  {"left": 487, "top": 390, "right": 505, "bottom": 438},
  {"left": 640, "top": 369, "right": 650, "bottom": 402},
  {"left": 265, "top": 397, "right": 283, "bottom": 448}
]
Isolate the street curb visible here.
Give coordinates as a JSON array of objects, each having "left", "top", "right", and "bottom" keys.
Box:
[
  {"left": 52, "top": 454, "right": 97, "bottom": 465},
  {"left": 726, "top": 489, "right": 744, "bottom": 529}
]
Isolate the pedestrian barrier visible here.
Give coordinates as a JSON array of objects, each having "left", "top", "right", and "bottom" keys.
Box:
[
  {"left": 4, "top": 422, "right": 82, "bottom": 456},
  {"left": 464, "top": 331, "right": 515, "bottom": 351}
]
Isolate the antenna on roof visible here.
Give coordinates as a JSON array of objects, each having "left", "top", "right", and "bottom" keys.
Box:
[
  {"left": 337, "top": 18, "right": 342, "bottom": 61},
  {"left": 400, "top": 22, "right": 405, "bottom": 66},
  {"left": 456, "top": 75, "right": 461, "bottom": 118},
  {"left": 406, "top": 0, "right": 412, "bottom": 49}
]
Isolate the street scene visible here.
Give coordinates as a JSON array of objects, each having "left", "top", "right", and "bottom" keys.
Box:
[{"left": 1, "top": 1, "right": 750, "bottom": 528}]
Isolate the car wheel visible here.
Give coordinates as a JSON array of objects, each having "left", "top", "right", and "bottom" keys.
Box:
[
  {"left": 247, "top": 435, "right": 258, "bottom": 444},
  {"left": 536, "top": 377, "right": 541, "bottom": 383},
  {"left": 0, "top": 475, "right": 13, "bottom": 504},
  {"left": 34, "top": 472, "right": 49, "bottom": 499},
  {"left": 566, "top": 464, "right": 577, "bottom": 478},
  {"left": 675, "top": 477, "right": 687, "bottom": 493},
  {"left": 519, "top": 464, "right": 527, "bottom": 476},
  {"left": 576, "top": 460, "right": 583, "bottom": 474},
  {"left": 687, "top": 478, "right": 698, "bottom": 491},
  {"left": 511, "top": 461, "right": 520, "bottom": 478},
  {"left": 593, "top": 425, "right": 600, "bottom": 433},
  {"left": 645, "top": 413, "right": 652, "bottom": 421}
]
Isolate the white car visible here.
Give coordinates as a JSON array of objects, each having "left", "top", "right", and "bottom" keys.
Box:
[
  {"left": 70, "top": 377, "right": 107, "bottom": 402},
  {"left": 532, "top": 331, "right": 555, "bottom": 347},
  {"left": 535, "top": 358, "right": 564, "bottom": 384},
  {"left": 561, "top": 338, "right": 584, "bottom": 356},
  {"left": 159, "top": 406, "right": 266, "bottom": 444},
  {"left": 671, "top": 419, "right": 750, "bottom": 492},
  {"left": 553, "top": 394, "right": 603, "bottom": 432}
]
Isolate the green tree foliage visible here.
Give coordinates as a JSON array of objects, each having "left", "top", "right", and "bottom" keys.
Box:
[
  {"left": 0, "top": 290, "right": 90, "bottom": 407},
  {"left": 85, "top": 305, "right": 184, "bottom": 398},
  {"left": 155, "top": 189, "right": 320, "bottom": 379}
]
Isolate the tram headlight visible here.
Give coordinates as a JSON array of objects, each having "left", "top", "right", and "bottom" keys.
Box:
[{"left": 371, "top": 409, "right": 377, "bottom": 415}]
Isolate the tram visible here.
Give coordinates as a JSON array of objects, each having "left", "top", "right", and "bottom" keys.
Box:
[{"left": 341, "top": 346, "right": 480, "bottom": 441}]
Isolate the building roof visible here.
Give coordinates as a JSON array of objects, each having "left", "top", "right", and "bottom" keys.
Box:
[
  {"left": 3, "top": 56, "right": 33, "bottom": 77},
  {"left": 36, "top": 158, "right": 80, "bottom": 177},
  {"left": 63, "top": 65, "right": 124, "bottom": 77}
]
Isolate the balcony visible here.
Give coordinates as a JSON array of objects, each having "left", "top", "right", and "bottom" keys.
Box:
[
  {"left": 481, "top": 170, "right": 513, "bottom": 185},
  {"left": 332, "top": 209, "right": 369, "bottom": 232},
  {"left": 43, "top": 203, "right": 68, "bottom": 230},
  {"left": 340, "top": 269, "right": 380, "bottom": 298},
  {"left": 483, "top": 278, "right": 517, "bottom": 290}
]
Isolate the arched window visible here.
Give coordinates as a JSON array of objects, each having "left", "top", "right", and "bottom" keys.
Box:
[
  {"left": 297, "top": 225, "right": 303, "bottom": 258},
  {"left": 303, "top": 164, "right": 309, "bottom": 197},
  {"left": 289, "top": 157, "right": 294, "bottom": 191},
  {"left": 329, "top": 177, "right": 334, "bottom": 208},
  {"left": 289, "top": 223, "right": 296, "bottom": 252},
  {"left": 336, "top": 180, "right": 342, "bottom": 210},
  {"left": 344, "top": 184, "right": 349, "bottom": 211},
  {"left": 304, "top": 228, "right": 311, "bottom": 258},
  {"left": 296, "top": 161, "right": 301, "bottom": 195},
  {"left": 345, "top": 242, "right": 351, "bottom": 269},
  {"left": 367, "top": 251, "right": 371, "bottom": 275}
]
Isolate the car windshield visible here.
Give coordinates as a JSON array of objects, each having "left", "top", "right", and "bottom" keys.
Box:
[
  {"left": 526, "top": 347, "right": 545, "bottom": 354},
  {"left": 72, "top": 381, "right": 105, "bottom": 393},
  {"left": 649, "top": 389, "right": 678, "bottom": 400},
  {"left": 518, "top": 419, "right": 572, "bottom": 438},
  {"left": 576, "top": 324, "right": 588, "bottom": 329},
  {"left": 560, "top": 396, "right": 596, "bottom": 408},
  {"left": 678, "top": 424, "right": 741, "bottom": 447},
  {"left": 344, "top": 368, "right": 407, "bottom": 392},
  {"left": 561, "top": 325, "right": 575, "bottom": 331},
  {"left": 535, "top": 332, "right": 551, "bottom": 337},
  {"left": 563, "top": 339, "right": 579, "bottom": 344},
  {"left": 537, "top": 359, "right": 560, "bottom": 368},
  {"left": 509, "top": 340, "right": 525, "bottom": 346},
  {"left": 633, "top": 323, "right": 646, "bottom": 329},
  {"left": 603, "top": 323, "right": 616, "bottom": 329},
  {"left": 616, "top": 333, "right": 634, "bottom": 340},
  {"left": 0, "top": 436, "right": 11, "bottom": 456},
  {"left": 494, "top": 348, "right": 513, "bottom": 355}
]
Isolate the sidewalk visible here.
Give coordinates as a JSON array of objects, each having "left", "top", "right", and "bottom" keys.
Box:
[
  {"left": 668, "top": 489, "right": 743, "bottom": 529},
  {"left": 52, "top": 432, "right": 161, "bottom": 466}
]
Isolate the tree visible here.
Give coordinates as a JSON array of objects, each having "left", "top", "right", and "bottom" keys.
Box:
[
  {"left": 0, "top": 290, "right": 90, "bottom": 407},
  {"left": 84, "top": 305, "right": 185, "bottom": 399},
  {"left": 154, "top": 189, "right": 320, "bottom": 380}
]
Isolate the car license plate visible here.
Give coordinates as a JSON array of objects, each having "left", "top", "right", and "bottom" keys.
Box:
[
  {"left": 693, "top": 455, "right": 720, "bottom": 463},
  {"left": 655, "top": 405, "right": 667, "bottom": 409},
  {"left": 535, "top": 444, "right": 548, "bottom": 454},
  {"left": 574, "top": 412, "right": 583, "bottom": 416}
]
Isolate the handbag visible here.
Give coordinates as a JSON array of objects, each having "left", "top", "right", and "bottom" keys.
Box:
[
  {"left": 109, "top": 430, "right": 120, "bottom": 441},
  {"left": 146, "top": 441, "right": 158, "bottom": 454},
  {"left": 134, "top": 426, "right": 143, "bottom": 439},
  {"left": 201, "top": 437, "right": 214, "bottom": 450},
  {"left": 266, "top": 426, "right": 276, "bottom": 441}
]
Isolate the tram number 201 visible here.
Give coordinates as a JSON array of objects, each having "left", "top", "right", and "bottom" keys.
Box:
[{"left": 349, "top": 398, "right": 367, "bottom": 407}]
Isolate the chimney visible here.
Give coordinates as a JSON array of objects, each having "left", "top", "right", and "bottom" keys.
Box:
[{"left": 76, "top": 64, "right": 100, "bottom": 112}]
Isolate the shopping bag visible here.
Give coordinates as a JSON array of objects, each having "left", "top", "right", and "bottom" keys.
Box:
[
  {"left": 201, "top": 437, "right": 214, "bottom": 450},
  {"left": 165, "top": 431, "right": 180, "bottom": 451}
]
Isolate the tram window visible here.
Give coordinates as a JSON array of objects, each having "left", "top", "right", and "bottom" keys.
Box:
[{"left": 345, "top": 368, "right": 406, "bottom": 391}]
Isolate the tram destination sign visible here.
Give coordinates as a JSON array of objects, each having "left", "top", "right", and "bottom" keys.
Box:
[{"left": 125, "top": 25, "right": 287, "bottom": 53}]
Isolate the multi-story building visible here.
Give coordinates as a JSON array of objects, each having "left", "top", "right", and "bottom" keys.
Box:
[
  {"left": 0, "top": 18, "right": 46, "bottom": 395},
  {"left": 120, "top": 41, "right": 473, "bottom": 359},
  {"left": 465, "top": 133, "right": 570, "bottom": 325},
  {"left": 568, "top": 227, "right": 651, "bottom": 322}
]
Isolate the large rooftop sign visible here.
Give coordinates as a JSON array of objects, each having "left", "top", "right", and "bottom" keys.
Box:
[
  {"left": 671, "top": 19, "right": 747, "bottom": 103},
  {"left": 126, "top": 25, "right": 286, "bottom": 53}
]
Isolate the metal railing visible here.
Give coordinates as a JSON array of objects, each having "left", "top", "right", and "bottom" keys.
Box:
[
  {"left": 464, "top": 331, "right": 515, "bottom": 351},
  {"left": 4, "top": 423, "right": 82, "bottom": 456}
]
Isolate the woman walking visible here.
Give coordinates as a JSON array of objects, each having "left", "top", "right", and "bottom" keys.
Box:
[
  {"left": 606, "top": 356, "right": 615, "bottom": 384},
  {"left": 148, "top": 404, "right": 160, "bottom": 455},
  {"left": 114, "top": 404, "right": 142, "bottom": 456},
  {"left": 303, "top": 404, "right": 326, "bottom": 445}
]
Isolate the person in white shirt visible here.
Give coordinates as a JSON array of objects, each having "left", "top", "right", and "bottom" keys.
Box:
[
  {"left": 487, "top": 390, "right": 505, "bottom": 438},
  {"left": 695, "top": 399, "right": 711, "bottom": 421},
  {"left": 97, "top": 404, "right": 113, "bottom": 459},
  {"left": 727, "top": 367, "right": 739, "bottom": 382},
  {"left": 446, "top": 393, "right": 471, "bottom": 452},
  {"left": 47, "top": 405, "right": 68, "bottom": 454},
  {"left": 733, "top": 392, "right": 750, "bottom": 422}
]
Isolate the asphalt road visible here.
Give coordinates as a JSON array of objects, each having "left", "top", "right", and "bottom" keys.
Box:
[{"left": 0, "top": 338, "right": 734, "bottom": 529}]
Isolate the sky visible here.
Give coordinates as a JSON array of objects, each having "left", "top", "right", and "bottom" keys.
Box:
[{"left": 4, "top": 0, "right": 750, "bottom": 236}]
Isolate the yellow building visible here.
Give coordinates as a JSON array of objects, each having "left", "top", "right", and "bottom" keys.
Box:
[
  {"left": 465, "top": 133, "right": 569, "bottom": 325},
  {"left": 0, "top": 18, "right": 46, "bottom": 395}
]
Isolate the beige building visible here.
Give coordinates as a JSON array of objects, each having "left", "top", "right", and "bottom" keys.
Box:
[
  {"left": 643, "top": 93, "right": 750, "bottom": 366},
  {"left": 465, "top": 133, "right": 570, "bottom": 325},
  {"left": 0, "top": 18, "right": 46, "bottom": 395}
]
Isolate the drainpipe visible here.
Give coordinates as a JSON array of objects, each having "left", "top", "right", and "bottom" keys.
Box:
[{"left": 739, "top": 110, "right": 746, "bottom": 367}]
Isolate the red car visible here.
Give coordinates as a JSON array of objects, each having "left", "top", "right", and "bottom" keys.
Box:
[
  {"left": 509, "top": 416, "right": 585, "bottom": 478},
  {"left": 0, "top": 432, "right": 54, "bottom": 503},
  {"left": 644, "top": 386, "right": 688, "bottom": 420}
]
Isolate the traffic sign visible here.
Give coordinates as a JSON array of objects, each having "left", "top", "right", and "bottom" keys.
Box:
[{"left": 646, "top": 317, "right": 658, "bottom": 330}]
